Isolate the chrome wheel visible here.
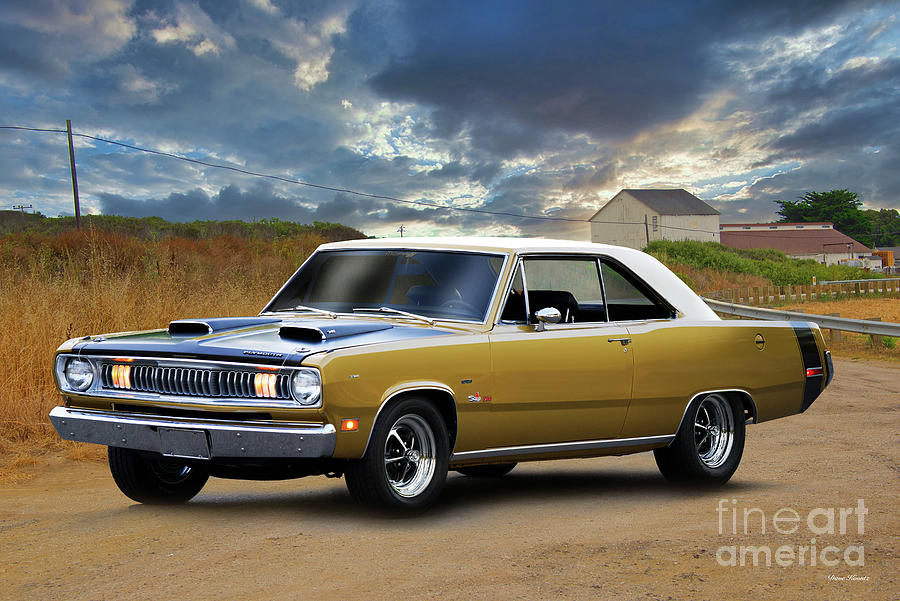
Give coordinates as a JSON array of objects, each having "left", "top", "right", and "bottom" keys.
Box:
[
  {"left": 693, "top": 394, "right": 735, "bottom": 468},
  {"left": 383, "top": 414, "right": 437, "bottom": 498}
]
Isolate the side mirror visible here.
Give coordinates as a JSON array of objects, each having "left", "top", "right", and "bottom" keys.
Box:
[{"left": 534, "top": 307, "right": 561, "bottom": 332}]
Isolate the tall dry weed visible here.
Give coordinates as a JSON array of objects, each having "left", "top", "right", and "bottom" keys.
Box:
[{"left": 0, "top": 229, "right": 324, "bottom": 449}]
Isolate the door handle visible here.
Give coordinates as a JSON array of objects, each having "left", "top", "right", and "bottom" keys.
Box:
[{"left": 607, "top": 338, "right": 631, "bottom": 346}]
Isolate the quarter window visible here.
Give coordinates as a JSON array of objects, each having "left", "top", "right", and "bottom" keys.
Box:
[{"left": 600, "top": 261, "right": 673, "bottom": 321}]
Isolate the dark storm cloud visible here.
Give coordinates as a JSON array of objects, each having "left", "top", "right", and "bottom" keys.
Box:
[
  {"left": 369, "top": 0, "right": 872, "bottom": 153},
  {"left": 2, "top": 0, "right": 898, "bottom": 235},
  {"left": 96, "top": 183, "right": 310, "bottom": 222},
  {"left": 768, "top": 59, "right": 900, "bottom": 156}
]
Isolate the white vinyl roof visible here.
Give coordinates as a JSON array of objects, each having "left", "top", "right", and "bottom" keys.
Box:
[{"left": 317, "top": 237, "right": 719, "bottom": 321}]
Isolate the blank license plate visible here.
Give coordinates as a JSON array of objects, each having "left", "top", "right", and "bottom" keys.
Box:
[{"left": 158, "top": 428, "right": 210, "bottom": 460}]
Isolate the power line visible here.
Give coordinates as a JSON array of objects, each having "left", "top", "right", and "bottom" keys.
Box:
[
  {"left": 0, "top": 123, "right": 698, "bottom": 228},
  {"left": 74, "top": 130, "right": 594, "bottom": 224},
  {"left": 4, "top": 124, "right": 891, "bottom": 240},
  {"left": 0, "top": 125, "right": 67, "bottom": 134}
]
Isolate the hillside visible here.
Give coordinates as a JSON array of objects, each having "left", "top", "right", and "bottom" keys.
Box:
[
  {"left": 0, "top": 210, "right": 366, "bottom": 242},
  {"left": 645, "top": 240, "right": 880, "bottom": 292}
]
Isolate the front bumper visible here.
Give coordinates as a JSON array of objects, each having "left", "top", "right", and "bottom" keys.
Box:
[{"left": 49, "top": 406, "right": 336, "bottom": 460}]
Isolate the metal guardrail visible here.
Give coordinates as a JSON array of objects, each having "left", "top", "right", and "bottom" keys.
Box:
[
  {"left": 818, "top": 278, "right": 900, "bottom": 285},
  {"left": 702, "top": 298, "right": 900, "bottom": 337}
]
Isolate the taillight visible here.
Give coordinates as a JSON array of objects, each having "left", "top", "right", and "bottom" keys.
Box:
[{"left": 806, "top": 367, "right": 824, "bottom": 377}]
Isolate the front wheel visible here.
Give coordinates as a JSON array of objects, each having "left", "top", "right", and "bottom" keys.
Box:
[
  {"left": 654, "top": 393, "right": 745, "bottom": 485},
  {"left": 108, "top": 447, "right": 209, "bottom": 504},
  {"left": 344, "top": 398, "right": 449, "bottom": 512}
]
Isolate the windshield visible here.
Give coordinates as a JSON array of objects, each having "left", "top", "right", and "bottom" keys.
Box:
[{"left": 265, "top": 249, "right": 506, "bottom": 322}]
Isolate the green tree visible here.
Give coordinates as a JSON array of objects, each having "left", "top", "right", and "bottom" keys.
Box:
[
  {"left": 775, "top": 190, "right": 871, "bottom": 241},
  {"left": 863, "top": 208, "right": 900, "bottom": 247}
]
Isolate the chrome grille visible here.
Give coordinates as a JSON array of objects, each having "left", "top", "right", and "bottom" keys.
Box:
[{"left": 100, "top": 363, "right": 292, "bottom": 400}]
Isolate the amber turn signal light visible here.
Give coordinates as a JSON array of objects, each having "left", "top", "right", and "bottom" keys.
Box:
[{"left": 341, "top": 419, "right": 359, "bottom": 432}]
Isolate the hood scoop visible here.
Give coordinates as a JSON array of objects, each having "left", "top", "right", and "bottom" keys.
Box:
[
  {"left": 168, "top": 317, "right": 281, "bottom": 336},
  {"left": 279, "top": 322, "right": 392, "bottom": 342}
]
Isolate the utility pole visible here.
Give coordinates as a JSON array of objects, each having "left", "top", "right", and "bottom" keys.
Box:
[
  {"left": 65, "top": 119, "right": 81, "bottom": 229},
  {"left": 644, "top": 215, "right": 650, "bottom": 247},
  {"left": 12, "top": 204, "right": 32, "bottom": 213},
  {"left": 397, "top": 224, "right": 405, "bottom": 238}
]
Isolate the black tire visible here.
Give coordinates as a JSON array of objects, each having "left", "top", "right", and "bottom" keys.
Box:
[
  {"left": 654, "top": 393, "right": 745, "bottom": 485},
  {"left": 344, "top": 398, "right": 449, "bottom": 512},
  {"left": 108, "top": 446, "right": 209, "bottom": 504},
  {"left": 456, "top": 463, "right": 517, "bottom": 478}
]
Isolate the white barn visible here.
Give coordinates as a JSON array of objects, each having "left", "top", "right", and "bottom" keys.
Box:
[{"left": 590, "top": 189, "right": 720, "bottom": 250}]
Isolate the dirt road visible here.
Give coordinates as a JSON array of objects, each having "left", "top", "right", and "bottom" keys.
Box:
[{"left": 2, "top": 359, "right": 897, "bottom": 601}]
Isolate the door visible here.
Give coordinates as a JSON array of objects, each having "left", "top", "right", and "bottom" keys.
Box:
[{"left": 485, "top": 256, "right": 634, "bottom": 448}]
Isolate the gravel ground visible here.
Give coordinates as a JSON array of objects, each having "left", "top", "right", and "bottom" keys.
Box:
[{"left": 2, "top": 358, "right": 897, "bottom": 601}]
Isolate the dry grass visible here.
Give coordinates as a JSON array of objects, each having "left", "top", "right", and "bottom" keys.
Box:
[
  {"left": 0, "top": 228, "right": 326, "bottom": 457},
  {"left": 780, "top": 296, "right": 900, "bottom": 362},
  {"left": 663, "top": 260, "right": 772, "bottom": 295}
]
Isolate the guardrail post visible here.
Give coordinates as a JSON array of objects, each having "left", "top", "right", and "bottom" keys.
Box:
[
  {"left": 868, "top": 317, "right": 882, "bottom": 348},
  {"left": 827, "top": 313, "right": 842, "bottom": 343}
]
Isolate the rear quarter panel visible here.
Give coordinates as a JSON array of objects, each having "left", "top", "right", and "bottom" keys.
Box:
[{"left": 620, "top": 320, "right": 807, "bottom": 439}]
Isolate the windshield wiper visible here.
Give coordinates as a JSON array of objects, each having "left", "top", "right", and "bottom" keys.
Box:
[
  {"left": 274, "top": 305, "right": 337, "bottom": 319},
  {"left": 352, "top": 306, "right": 435, "bottom": 326}
]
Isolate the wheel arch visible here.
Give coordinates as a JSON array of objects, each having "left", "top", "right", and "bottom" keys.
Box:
[
  {"left": 671, "top": 389, "right": 758, "bottom": 446},
  {"left": 365, "top": 385, "right": 459, "bottom": 455}
]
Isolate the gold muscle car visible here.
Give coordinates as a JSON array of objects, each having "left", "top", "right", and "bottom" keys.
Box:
[{"left": 50, "top": 238, "right": 833, "bottom": 511}]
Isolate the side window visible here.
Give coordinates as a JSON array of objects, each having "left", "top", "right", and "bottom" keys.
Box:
[
  {"left": 500, "top": 257, "right": 606, "bottom": 323},
  {"left": 600, "top": 261, "right": 673, "bottom": 321},
  {"left": 499, "top": 264, "right": 527, "bottom": 322}
]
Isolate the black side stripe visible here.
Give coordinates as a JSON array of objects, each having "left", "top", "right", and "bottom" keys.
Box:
[{"left": 791, "top": 321, "right": 823, "bottom": 413}]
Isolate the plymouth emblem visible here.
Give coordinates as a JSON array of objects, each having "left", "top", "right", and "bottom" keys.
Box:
[{"left": 242, "top": 350, "right": 284, "bottom": 358}]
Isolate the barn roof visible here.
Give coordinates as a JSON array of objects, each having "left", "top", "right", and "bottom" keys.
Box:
[
  {"left": 720, "top": 228, "right": 872, "bottom": 255},
  {"left": 590, "top": 189, "right": 719, "bottom": 220}
]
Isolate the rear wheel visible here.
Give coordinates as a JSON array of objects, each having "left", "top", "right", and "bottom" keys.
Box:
[
  {"left": 108, "top": 447, "right": 209, "bottom": 504},
  {"left": 456, "top": 463, "right": 517, "bottom": 478},
  {"left": 344, "top": 398, "right": 449, "bottom": 512},
  {"left": 654, "top": 393, "right": 745, "bottom": 485}
]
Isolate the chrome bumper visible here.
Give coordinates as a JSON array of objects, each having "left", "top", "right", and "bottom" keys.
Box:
[{"left": 49, "top": 406, "right": 336, "bottom": 460}]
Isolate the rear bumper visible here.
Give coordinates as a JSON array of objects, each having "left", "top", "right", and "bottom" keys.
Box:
[{"left": 49, "top": 406, "right": 336, "bottom": 460}]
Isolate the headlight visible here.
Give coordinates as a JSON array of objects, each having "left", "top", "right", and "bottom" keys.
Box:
[
  {"left": 290, "top": 369, "right": 321, "bottom": 406},
  {"left": 62, "top": 357, "right": 94, "bottom": 392}
]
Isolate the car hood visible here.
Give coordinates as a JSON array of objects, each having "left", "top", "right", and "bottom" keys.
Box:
[{"left": 71, "top": 315, "right": 455, "bottom": 366}]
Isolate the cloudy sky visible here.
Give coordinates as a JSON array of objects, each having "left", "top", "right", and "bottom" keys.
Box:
[{"left": 1, "top": 0, "right": 897, "bottom": 238}]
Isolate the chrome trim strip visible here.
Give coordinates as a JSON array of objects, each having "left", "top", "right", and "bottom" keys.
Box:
[
  {"left": 49, "top": 406, "right": 336, "bottom": 459},
  {"left": 596, "top": 257, "right": 610, "bottom": 323},
  {"left": 58, "top": 354, "right": 321, "bottom": 409},
  {"left": 451, "top": 434, "right": 674, "bottom": 461}
]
